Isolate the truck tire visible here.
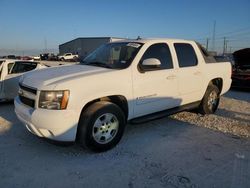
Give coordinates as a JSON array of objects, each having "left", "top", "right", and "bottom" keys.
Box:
[
  {"left": 198, "top": 85, "right": 220, "bottom": 115},
  {"left": 77, "top": 101, "right": 126, "bottom": 152}
]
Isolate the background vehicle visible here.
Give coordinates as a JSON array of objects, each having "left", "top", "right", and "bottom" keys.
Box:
[
  {"left": 47, "top": 53, "right": 59, "bottom": 61},
  {"left": 1, "top": 55, "right": 17, "bottom": 59},
  {"left": 0, "top": 60, "right": 47, "bottom": 101},
  {"left": 58, "top": 53, "right": 78, "bottom": 61},
  {"left": 21, "top": 56, "right": 33, "bottom": 61},
  {"left": 33, "top": 55, "right": 41, "bottom": 61},
  {"left": 40, "top": 53, "right": 49, "bottom": 60},
  {"left": 232, "top": 48, "right": 250, "bottom": 88},
  {"left": 15, "top": 39, "right": 232, "bottom": 152},
  {"left": 39, "top": 53, "right": 59, "bottom": 61}
]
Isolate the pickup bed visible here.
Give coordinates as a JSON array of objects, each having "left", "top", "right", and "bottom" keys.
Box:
[{"left": 14, "top": 38, "right": 232, "bottom": 151}]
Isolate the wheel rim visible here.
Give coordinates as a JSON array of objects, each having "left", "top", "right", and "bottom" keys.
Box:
[
  {"left": 207, "top": 90, "right": 218, "bottom": 111},
  {"left": 92, "top": 113, "right": 119, "bottom": 144}
]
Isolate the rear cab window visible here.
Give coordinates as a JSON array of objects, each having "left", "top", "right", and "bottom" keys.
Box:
[
  {"left": 10, "top": 61, "right": 37, "bottom": 74},
  {"left": 174, "top": 43, "right": 198, "bottom": 67},
  {"left": 7, "top": 63, "right": 14, "bottom": 74}
]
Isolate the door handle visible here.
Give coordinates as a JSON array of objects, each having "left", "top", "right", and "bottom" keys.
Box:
[
  {"left": 193, "top": 71, "right": 201, "bottom": 75},
  {"left": 166, "top": 75, "right": 176, "bottom": 80}
]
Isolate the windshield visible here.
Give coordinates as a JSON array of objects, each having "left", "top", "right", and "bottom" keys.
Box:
[{"left": 80, "top": 42, "right": 143, "bottom": 69}]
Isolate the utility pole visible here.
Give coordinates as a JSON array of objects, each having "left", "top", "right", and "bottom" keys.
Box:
[
  {"left": 223, "top": 37, "right": 226, "bottom": 55},
  {"left": 212, "top": 20, "right": 216, "bottom": 51},
  {"left": 206, "top": 38, "right": 209, "bottom": 51},
  {"left": 225, "top": 40, "right": 228, "bottom": 54}
]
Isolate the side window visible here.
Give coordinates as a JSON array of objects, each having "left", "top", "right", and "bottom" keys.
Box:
[
  {"left": 140, "top": 43, "right": 173, "bottom": 70},
  {"left": 174, "top": 43, "right": 198, "bottom": 67},
  {"left": 7, "top": 63, "right": 14, "bottom": 74},
  {"left": 10, "top": 62, "right": 37, "bottom": 74}
]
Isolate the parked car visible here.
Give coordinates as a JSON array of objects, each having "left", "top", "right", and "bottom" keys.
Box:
[
  {"left": 231, "top": 48, "right": 250, "bottom": 88},
  {"left": 33, "top": 55, "right": 41, "bottom": 61},
  {"left": 0, "top": 60, "right": 47, "bottom": 101},
  {"left": 6, "top": 55, "right": 16, "bottom": 59},
  {"left": 21, "top": 56, "right": 33, "bottom": 61},
  {"left": 58, "top": 53, "right": 78, "bottom": 61},
  {"left": 15, "top": 38, "right": 232, "bottom": 152},
  {"left": 40, "top": 53, "right": 49, "bottom": 60},
  {"left": 47, "top": 53, "right": 59, "bottom": 61}
]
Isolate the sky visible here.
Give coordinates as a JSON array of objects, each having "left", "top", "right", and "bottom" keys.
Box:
[{"left": 0, "top": 0, "right": 250, "bottom": 55}]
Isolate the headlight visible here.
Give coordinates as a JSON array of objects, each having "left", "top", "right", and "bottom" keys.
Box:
[{"left": 39, "top": 90, "right": 69, "bottom": 110}]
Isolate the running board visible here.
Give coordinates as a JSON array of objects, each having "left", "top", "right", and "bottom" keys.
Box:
[{"left": 130, "top": 101, "right": 200, "bottom": 124}]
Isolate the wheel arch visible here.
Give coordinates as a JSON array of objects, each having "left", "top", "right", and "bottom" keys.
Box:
[
  {"left": 76, "top": 95, "right": 129, "bottom": 141},
  {"left": 208, "top": 77, "right": 223, "bottom": 94}
]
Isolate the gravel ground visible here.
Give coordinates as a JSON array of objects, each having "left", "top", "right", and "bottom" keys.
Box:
[
  {"left": 0, "top": 89, "right": 249, "bottom": 188},
  {"left": 172, "top": 89, "right": 250, "bottom": 138}
]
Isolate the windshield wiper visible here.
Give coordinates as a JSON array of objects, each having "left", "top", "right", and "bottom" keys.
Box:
[{"left": 84, "top": 61, "right": 112, "bottom": 69}]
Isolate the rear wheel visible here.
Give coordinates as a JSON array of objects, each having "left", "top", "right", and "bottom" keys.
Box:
[
  {"left": 199, "top": 85, "right": 220, "bottom": 114},
  {"left": 77, "top": 101, "right": 126, "bottom": 152}
]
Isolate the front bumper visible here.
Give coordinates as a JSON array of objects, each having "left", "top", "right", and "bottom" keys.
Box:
[{"left": 14, "top": 97, "right": 79, "bottom": 142}]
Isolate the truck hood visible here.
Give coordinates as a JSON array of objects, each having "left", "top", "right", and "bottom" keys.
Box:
[{"left": 21, "top": 64, "right": 113, "bottom": 89}]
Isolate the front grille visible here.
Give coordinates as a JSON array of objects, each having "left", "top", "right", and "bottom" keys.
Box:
[
  {"left": 19, "top": 83, "right": 37, "bottom": 108},
  {"left": 19, "top": 84, "right": 37, "bottom": 94},
  {"left": 19, "top": 95, "right": 35, "bottom": 108}
]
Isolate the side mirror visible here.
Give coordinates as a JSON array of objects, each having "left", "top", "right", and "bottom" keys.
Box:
[
  {"left": 139, "top": 58, "right": 161, "bottom": 73},
  {"left": 142, "top": 58, "right": 161, "bottom": 66}
]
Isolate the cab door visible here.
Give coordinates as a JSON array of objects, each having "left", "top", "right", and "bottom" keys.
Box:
[
  {"left": 132, "top": 43, "right": 180, "bottom": 117},
  {"left": 3, "top": 61, "right": 37, "bottom": 99}
]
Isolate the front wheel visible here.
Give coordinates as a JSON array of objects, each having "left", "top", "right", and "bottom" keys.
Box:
[
  {"left": 77, "top": 101, "right": 126, "bottom": 152},
  {"left": 198, "top": 85, "right": 220, "bottom": 114}
]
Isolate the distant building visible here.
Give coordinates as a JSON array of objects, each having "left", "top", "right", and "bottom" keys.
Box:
[{"left": 59, "top": 37, "right": 125, "bottom": 59}]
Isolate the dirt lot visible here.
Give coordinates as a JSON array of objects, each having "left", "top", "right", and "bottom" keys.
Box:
[{"left": 0, "top": 90, "right": 250, "bottom": 188}]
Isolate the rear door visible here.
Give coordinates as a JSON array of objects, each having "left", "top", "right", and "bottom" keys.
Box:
[
  {"left": 174, "top": 43, "right": 203, "bottom": 103},
  {"left": 3, "top": 61, "right": 37, "bottom": 99}
]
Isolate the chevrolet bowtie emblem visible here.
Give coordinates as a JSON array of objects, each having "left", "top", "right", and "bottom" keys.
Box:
[{"left": 18, "top": 89, "right": 24, "bottom": 96}]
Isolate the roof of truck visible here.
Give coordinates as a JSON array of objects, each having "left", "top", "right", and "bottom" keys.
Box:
[{"left": 111, "top": 38, "right": 194, "bottom": 44}]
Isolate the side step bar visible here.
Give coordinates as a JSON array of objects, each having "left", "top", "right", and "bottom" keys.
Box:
[{"left": 130, "top": 101, "right": 200, "bottom": 124}]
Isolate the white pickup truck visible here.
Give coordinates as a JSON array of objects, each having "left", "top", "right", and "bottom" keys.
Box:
[
  {"left": 58, "top": 53, "right": 78, "bottom": 61},
  {"left": 0, "top": 59, "right": 47, "bottom": 101},
  {"left": 14, "top": 38, "right": 232, "bottom": 151}
]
